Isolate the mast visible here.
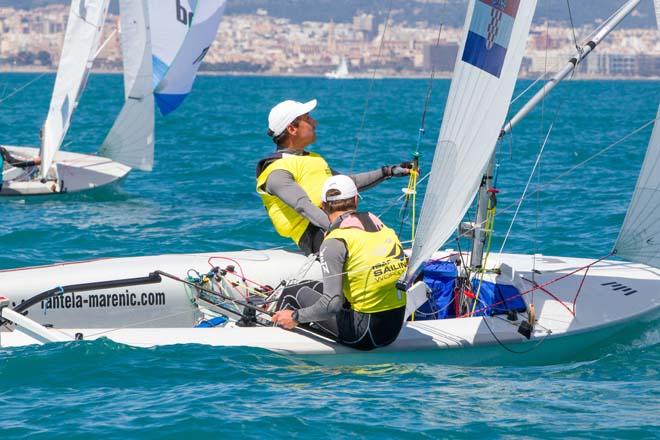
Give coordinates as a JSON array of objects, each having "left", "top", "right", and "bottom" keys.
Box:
[
  {"left": 470, "top": 158, "right": 495, "bottom": 268},
  {"left": 470, "top": 0, "right": 641, "bottom": 269},
  {"left": 40, "top": 0, "right": 110, "bottom": 179},
  {"left": 404, "top": 0, "right": 539, "bottom": 283}
]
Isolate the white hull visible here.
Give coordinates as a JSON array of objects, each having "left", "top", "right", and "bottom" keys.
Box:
[
  {"left": 1, "top": 146, "right": 130, "bottom": 196},
  {"left": 1, "top": 249, "right": 658, "bottom": 365}
]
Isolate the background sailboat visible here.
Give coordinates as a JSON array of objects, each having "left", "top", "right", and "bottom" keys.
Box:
[
  {"left": 150, "top": 0, "right": 227, "bottom": 115},
  {"left": 0, "top": 0, "right": 226, "bottom": 196},
  {"left": 325, "top": 56, "right": 353, "bottom": 79}
]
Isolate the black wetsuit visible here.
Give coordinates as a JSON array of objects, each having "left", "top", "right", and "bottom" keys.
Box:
[
  {"left": 277, "top": 214, "right": 405, "bottom": 351},
  {"left": 0, "top": 146, "right": 39, "bottom": 190}
]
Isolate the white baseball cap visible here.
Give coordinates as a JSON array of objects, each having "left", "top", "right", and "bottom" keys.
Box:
[
  {"left": 267, "top": 99, "right": 317, "bottom": 137},
  {"left": 322, "top": 175, "right": 358, "bottom": 202}
]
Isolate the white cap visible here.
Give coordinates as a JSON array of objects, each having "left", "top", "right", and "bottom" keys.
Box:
[
  {"left": 268, "top": 99, "right": 317, "bottom": 137},
  {"left": 321, "top": 175, "right": 358, "bottom": 202}
]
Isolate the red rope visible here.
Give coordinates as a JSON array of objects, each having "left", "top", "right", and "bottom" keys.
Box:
[
  {"left": 461, "top": 252, "right": 613, "bottom": 318},
  {"left": 521, "top": 277, "right": 574, "bottom": 316},
  {"left": 206, "top": 256, "right": 267, "bottom": 298}
]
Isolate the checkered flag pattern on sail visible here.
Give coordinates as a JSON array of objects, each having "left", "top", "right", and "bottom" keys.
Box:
[{"left": 486, "top": 5, "right": 503, "bottom": 49}]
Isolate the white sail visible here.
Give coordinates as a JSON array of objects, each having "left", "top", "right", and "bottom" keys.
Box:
[
  {"left": 149, "top": 0, "right": 226, "bottom": 115},
  {"left": 337, "top": 57, "right": 349, "bottom": 76},
  {"left": 99, "top": 0, "right": 155, "bottom": 171},
  {"left": 406, "top": 0, "right": 537, "bottom": 281},
  {"left": 40, "top": 0, "right": 110, "bottom": 179},
  {"left": 613, "top": 0, "right": 660, "bottom": 266}
]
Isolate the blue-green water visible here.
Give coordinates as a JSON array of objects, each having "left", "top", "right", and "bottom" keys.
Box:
[{"left": 1, "top": 73, "right": 659, "bottom": 438}]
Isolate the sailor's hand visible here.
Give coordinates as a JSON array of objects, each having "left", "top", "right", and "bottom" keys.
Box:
[
  {"left": 32, "top": 157, "right": 41, "bottom": 165},
  {"left": 383, "top": 162, "right": 414, "bottom": 177},
  {"left": 271, "top": 309, "right": 298, "bottom": 330}
]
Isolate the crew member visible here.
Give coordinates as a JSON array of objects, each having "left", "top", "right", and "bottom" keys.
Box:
[
  {"left": 256, "top": 99, "right": 413, "bottom": 255},
  {"left": 272, "top": 175, "right": 408, "bottom": 351},
  {"left": 0, "top": 146, "right": 41, "bottom": 191}
]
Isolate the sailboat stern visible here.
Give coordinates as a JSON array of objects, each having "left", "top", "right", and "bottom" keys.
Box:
[{"left": 1, "top": 146, "right": 130, "bottom": 196}]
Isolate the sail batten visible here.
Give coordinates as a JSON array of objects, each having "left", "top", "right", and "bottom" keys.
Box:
[
  {"left": 149, "top": 0, "right": 226, "bottom": 115},
  {"left": 40, "top": 0, "right": 110, "bottom": 179},
  {"left": 99, "top": 0, "right": 155, "bottom": 171},
  {"left": 406, "top": 0, "right": 537, "bottom": 281}
]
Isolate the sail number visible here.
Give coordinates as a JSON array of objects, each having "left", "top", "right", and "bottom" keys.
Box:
[{"left": 176, "top": 0, "right": 194, "bottom": 27}]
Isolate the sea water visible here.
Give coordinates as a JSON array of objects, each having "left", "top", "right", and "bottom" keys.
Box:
[{"left": 0, "top": 73, "right": 658, "bottom": 438}]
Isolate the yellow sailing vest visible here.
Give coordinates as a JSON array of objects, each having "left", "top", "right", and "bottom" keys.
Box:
[
  {"left": 256, "top": 152, "right": 332, "bottom": 244},
  {"left": 325, "top": 215, "right": 407, "bottom": 313}
]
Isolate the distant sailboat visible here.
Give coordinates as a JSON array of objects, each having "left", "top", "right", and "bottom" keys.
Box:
[
  {"left": 0, "top": 0, "right": 225, "bottom": 196},
  {"left": 325, "top": 56, "right": 353, "bottom": 79}
]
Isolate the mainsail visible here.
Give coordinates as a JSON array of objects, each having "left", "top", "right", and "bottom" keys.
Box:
[
  {"left": 149, "top": 0, "right": 226, "bottom": 115},
  {"left": 99, "top": 0, "right": 155, "bottom": 171},
  {"left": 40, "top": 0, "right": 110, "bottom": 179},
  {"left": 406, "top": 0, "right": 538, "bottom": 281},
  {"left": 613, "top": 0, "right": 660, "bottom": 267}
]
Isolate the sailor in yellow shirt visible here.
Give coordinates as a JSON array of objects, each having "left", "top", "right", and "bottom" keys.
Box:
[
  {"left": 272, "top": 175, "right": 407, "bottom": 351},
  {"left": 256, "top": 99, "right": 413, "bottom": 255}
]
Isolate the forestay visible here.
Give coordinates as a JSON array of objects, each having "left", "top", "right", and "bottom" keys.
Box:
[
  {"left": 613, "top": 0, "right": 660, "bottom": 267},
  {"left": 149, "top": 0, "right": 226, "bottom": 115},
  {"left": 406, "top": 0, "right": 538, "bottom": 281},
  {"left": 40, "top": 0, "right": 110, "bottom": 179},
  {"left": 99, "top": 0, "right": 155, "bottom": 171}
]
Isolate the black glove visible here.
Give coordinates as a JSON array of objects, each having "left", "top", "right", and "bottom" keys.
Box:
[{"left": 382, "top": 162, "right": 414, "bottom": 177}]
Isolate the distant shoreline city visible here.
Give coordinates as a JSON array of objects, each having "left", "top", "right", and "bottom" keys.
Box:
[{"left": 1, "top": 4, "right": 659, "bottom": 79}]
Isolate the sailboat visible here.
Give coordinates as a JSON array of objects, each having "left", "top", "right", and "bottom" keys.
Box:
[
  {"left": 325, "top": 56, "right": 353, "bottom": 79},
  {"left": 0, "top": 0, "right": 225, "bottom": 196},
  {"left": 1, "top": 0, "right": 658, "bottom": 366}
]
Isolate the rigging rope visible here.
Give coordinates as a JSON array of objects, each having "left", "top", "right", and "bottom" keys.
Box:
[
  {"left": 565, "top": 0, "right": 582, "bottom": 54},
  {"left": 397, "top": 17, "right": 445, "bottom": 240},
  {"left": 499, "top": 113, "right": 660, "bottom": 216},
  {"left": 350, "top": 0, "right": 394, "bottom": 173},
  {"left": 469, "top": 194, "right": 497, "bottom": 316},
  {"left": 0, "top": 72, "right": 49, "bottom": 106},
  {"left": 465, "top": 252, "right": 614, "bottom": 318}
]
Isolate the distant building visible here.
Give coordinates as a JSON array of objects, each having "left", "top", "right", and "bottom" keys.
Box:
[
  {"left": 579, "top": 53, "right": 660, "bottom": 77},
  {"left": 353, "top": 13, "right": 373, "bottom": 32},
  {"left": 423, "top": 43, "right": 458, "bottom": 71},
  {"left": 637, "top": 54, "right": 660, "bottom": 77}
]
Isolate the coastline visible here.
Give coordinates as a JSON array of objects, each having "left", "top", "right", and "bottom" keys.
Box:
[{"left": 1, "top": 65, "right": 658, "bottom": 81}]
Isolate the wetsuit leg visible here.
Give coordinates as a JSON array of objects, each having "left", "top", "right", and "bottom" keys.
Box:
[
  {"left": 276, "top": 281, "right": 338, "bottom": 337},
  {"left": 336, "top": 306, "right": 406, "bottom": 351}
]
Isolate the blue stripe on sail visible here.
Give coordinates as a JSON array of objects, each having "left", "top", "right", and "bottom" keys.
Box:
[
  {"left": 155, "top": 92, "right": 188, "bottom": 115},
  {"left": 461, "top": 31, "right": 507, "bottom": 78},
  {"left": 152, "top": 55, "right": 169, "bottom": 89},
  {"left": 469, "top": 0, "right": 515, "bottom": 49}
]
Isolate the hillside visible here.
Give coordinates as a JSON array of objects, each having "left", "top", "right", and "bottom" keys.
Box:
[{"left": 3, "top": 0, "right": 657, "bottom": 28}]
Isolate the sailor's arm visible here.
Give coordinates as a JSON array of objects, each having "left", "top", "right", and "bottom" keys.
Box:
[
  {"left": 333, "top": 164, "right": 413, "bottom": 191},
  {"left": 265, "top": 169, "right": 331, "bottom": 230},
  {"left": 271, "top": 239, "right": 346, "bottom": 329},
  {"left": 0, "top": 146, "right": 41, "bottom": 168},
  {"left": 294, "top": 238, "right": 347, "bottom": 323}
]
